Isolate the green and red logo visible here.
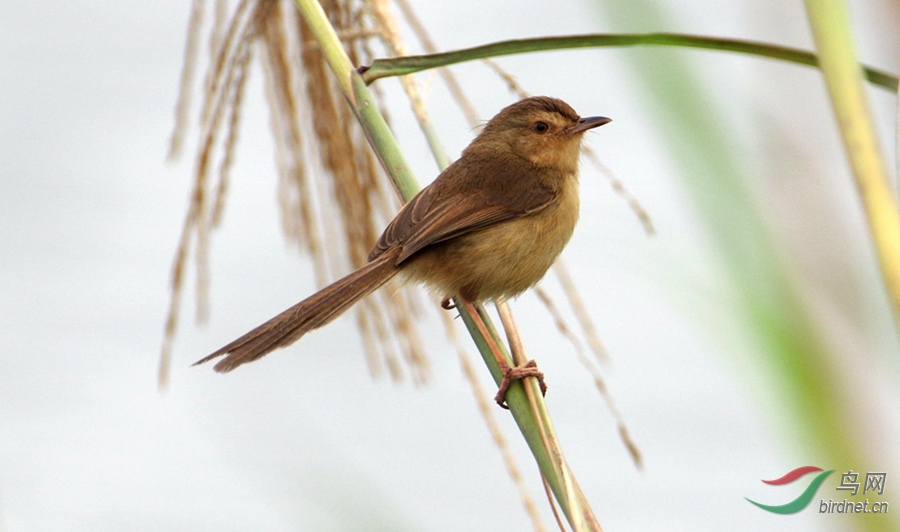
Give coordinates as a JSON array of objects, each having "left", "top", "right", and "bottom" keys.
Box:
[{"left": 746, "top": 466, "right": 834, "bottom": 514}]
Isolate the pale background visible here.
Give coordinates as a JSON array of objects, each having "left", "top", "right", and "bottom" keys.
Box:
[{"left": 2, "top": 1, "right": 899, "bottom": 531}]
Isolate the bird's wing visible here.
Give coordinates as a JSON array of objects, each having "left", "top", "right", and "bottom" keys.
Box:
[{"left": 369, "top": 152, "right": 557, "bottom": 264}]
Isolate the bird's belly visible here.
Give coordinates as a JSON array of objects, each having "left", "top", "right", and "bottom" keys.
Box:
[{"left": 405, "top": 188, "right": 579, "bottom": 302}]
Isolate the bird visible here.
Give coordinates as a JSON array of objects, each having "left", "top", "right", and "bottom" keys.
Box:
[{"left": 195, "top": 96, "right": 611, "bottom": 406}]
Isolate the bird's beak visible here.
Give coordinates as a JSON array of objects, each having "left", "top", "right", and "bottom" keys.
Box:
[{"left": 566, "top": 116, "right": 612, "bottom": 135}]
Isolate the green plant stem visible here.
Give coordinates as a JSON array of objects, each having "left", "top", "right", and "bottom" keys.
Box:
[
  {"left": 359, "top": 32, "right": 897, "bottom": 91},
  {"left": 350, "top": 75, "right": 420, "bottom": 201},
  {"left": 457, "top": 303, "right": 592, "bottom": 530},
  {"left": 293, "top": 0, "right": 420, "bottom": 201},
  {"left": 292, "top": 0, "right": 599, "bottom": 529},
  {"left": 804, "top": 0, "right": 900, "bottom": 337},
  {"left": 896, "top": 93, "right": 899, "bottom": 197}
]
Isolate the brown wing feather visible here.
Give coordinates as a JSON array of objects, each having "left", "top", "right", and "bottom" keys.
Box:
[{"left": 369, "top": 150, "right": 557, "bottom": 264}]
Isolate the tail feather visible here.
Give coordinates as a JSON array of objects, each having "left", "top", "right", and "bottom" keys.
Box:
[{"left": 195, "top": 250, "right": 401, "bottom": 372}]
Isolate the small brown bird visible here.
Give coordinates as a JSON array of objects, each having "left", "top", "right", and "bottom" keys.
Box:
[{"left": 195, "top": 96, "right": 610, "bottom": 404}]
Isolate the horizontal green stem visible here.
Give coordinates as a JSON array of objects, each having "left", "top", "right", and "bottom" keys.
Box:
[{"left": 359, "top": 32, "right": 897, "bottom": 91}]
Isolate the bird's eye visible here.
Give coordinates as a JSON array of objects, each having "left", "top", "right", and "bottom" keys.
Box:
[{"left": 532, "top": 121, "right": 550, "bottom": 134}]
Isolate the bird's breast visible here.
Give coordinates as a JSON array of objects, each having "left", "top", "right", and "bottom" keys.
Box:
[{"left": 405, "top": 173, "right": 580, "bottom": 302}]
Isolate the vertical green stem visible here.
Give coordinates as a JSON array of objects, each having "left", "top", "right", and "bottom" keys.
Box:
[{"left": 804, "top": 0, "right": 900, "bottom": 334}]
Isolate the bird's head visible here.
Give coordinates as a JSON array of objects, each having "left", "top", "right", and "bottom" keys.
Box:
[{"left": 476, "top": 96, "right": 611, "bottom": 172}]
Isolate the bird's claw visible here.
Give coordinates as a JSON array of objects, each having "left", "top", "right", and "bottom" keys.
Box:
[{"left": 494, "top": 359, "right": 547, "bottom": 409}]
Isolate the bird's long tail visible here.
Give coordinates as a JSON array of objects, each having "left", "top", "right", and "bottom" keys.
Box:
[{"left": 194, "top": 249, "right": 402, "bottom": 372}]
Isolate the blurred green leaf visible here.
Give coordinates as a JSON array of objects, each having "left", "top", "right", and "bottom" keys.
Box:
[{"left": 591, "top": 2, "right": 895, "bottom": 531}]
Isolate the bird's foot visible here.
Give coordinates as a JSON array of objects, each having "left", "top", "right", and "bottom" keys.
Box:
[{"left": 494, "top": 359, "right": 547, "bottom": 409}]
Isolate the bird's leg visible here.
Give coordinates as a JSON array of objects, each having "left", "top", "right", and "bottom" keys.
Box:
[{"left": 457, "top": 299, "right": 546, "bottom": 409}]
